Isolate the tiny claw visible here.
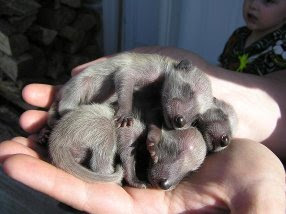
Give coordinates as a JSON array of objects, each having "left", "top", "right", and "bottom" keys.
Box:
[
  {"left": 147, "top": 142, "right": 155, "bottom": 147},
  {"left": 125, "top": 177, "right": 147, "bottom": 189},
  {"left": 115, "top": 116, "right": 134, "bottom": 128},
  {"left": 134, "top": 182, "right": 147, "bottom": 189},
  {"left": 114, "top": 117, "right": 122, "bottom": 128},
  {"left": 153, "top": 156, "right": 158, "bottom": 164},
  {"left": 126, "top": 118, "right": 134, "bottom": 126},
  {"left": 121, "top": 119, "right": 127, "bottom": 127},
  {"left": 146, "top": 144, "right": 154, "bottom": 153},
  {"left": 149, "top": 150, "right": 158, "bottom": 163},
  {"left": 139, "top": 183, "right": 147, "bottom": 189}
]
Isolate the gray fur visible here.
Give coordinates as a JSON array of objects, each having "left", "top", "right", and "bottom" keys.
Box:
[
  {"left": 49, "top": 102, "right": 208, "bottom": 189},
  {"left": 146, "top": 125, "right": 207, "bottom": 190},
  {"left": 45, "top": 52, "right": 235, "bottom": 189},
  {"left": 161, "top": 58, "right": 213, "bottom": 129},
  {"left": 49, "top": 104, "right": 124, "bottom": 184},
  {"left": 52, "top": 52, "right": 213, "bottom": 130},
  {"left": 49, "top": 102, "right": 151, "bottom": 187},
  {"left": 196, "top": 97, "right": 238, "bottom": 152}
]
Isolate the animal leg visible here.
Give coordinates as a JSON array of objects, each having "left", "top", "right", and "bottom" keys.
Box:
[
  {"left": 113, "top": 69, "right": 135, "bottom": 127},
  {"left": 146, "top": 124, "right": 162, "bottom": 164},
  {"left": 117, "top": 127, "right": 147, "bottom": 188}
]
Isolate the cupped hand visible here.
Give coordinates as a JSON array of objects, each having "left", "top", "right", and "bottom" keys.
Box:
[
  {"left": 1, "top": 50, "right": 286, "bottom": 213},
  {"left": 0, "top": 83, "right": 285, "bottom": 214}
]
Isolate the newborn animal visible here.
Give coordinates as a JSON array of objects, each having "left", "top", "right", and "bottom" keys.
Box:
[
  {"left": 49, "top": 102, "right": 207, "bottom": 189},
  {"left": 48, "top": 104, "right": 124, "bottom": 184},
  {"left": 196, "top": 97, "right": 237, "bottom": 152},
  {"left": 44, "top": 52, "right": 231, "bottom": 189},
  {"left": 51, "top": 52, "right": 213, "bottom": 130},
  {"left": 146, "top": 124, "right": 207, "bottom": 190},
  {"left": 39, "top": 52, "right": 214, "bottom": 149},
  {"left": 161, "top": 59, "right": 213, "bottom": 129}
]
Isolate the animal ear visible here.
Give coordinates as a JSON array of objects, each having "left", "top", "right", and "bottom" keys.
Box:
[{"left": 174, "top": 59, "right": 192, "bottom": 71}]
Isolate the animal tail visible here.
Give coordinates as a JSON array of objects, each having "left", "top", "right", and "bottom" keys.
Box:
[{"left": 51, "top": 147, "right": 123, "bottom": 184}]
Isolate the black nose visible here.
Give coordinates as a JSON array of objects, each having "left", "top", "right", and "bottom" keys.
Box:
[
  {"left": 174, "top": 115, "right": 186, "bottom": 128},
  {"left": 220, "top": 135, "right": 230, "bottom": 147},
  {"left": 158, "top": 179, "right": 171, "bottom": 190}
]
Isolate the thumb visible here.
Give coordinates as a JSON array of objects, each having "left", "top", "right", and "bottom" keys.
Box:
[{"left": 3, "top": 154, "right": 133, "bottom": 213}]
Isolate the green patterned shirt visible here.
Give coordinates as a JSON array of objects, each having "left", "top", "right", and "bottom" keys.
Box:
[{"left": 219, "top": 24, "right": 286, "bottom": 75}]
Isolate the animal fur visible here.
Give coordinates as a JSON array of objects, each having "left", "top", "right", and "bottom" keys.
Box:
[
  {"left": 49, "top": 52, "right": 213, "bottom": 130},
  {"left": 146, "top": 124, "right": 207, "bottom": 190},
  {"left": 45, "top": 52, "right": 236, "bottom": 189},
  {"left": 196, "top": 97, "right": 237, "bottom": 152},
  {"left": 48, "top": 104, "right": 124, "bottom": 184},
  {"left": 49, "top": 100, "right": 208, "bottom": 189}
]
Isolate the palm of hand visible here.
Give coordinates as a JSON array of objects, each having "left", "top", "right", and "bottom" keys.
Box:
[
  {"left": 2, "top": 134, "right": 283, "bottom": 214},
  {"left": 0, "top": 70, "right": 284, "bottom": 213}
]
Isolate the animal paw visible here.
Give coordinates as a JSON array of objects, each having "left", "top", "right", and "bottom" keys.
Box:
[
  {"left": 146, "top": 127, "right": 160, "bottom": 163},
  {"left": 37, "top": 127, "right": 51, "bottom": 146},
  {"left": 126, "top": 178, "right": 147, "bottom": 189},
  {"left": 115, "top": 113, "right": 134, "bottom": 127},
  {"left": 146, "top": 140, "right": 158, "bottom": 164}
]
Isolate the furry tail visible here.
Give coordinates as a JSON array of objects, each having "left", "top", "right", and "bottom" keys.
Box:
[{"left": 50, "top": 147, "right": 123, "bottom": 184}]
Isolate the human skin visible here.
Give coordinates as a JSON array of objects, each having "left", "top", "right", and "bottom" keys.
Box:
[
  {"left": 0, "top": 135, "right": 285, "bottom": 213},
  {"left": 242, "top": 0, "right": 286, "bottom": 47},
  {"left": 72, "top": 46, "right": 286, "bottom": 160},
  {"left": 0, "top": 46, "right": 285, "bottom": 213}
]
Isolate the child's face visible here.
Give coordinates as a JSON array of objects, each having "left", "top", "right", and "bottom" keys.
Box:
[{"left": 243, "top": 0, "right": 286, "bottom": 32}]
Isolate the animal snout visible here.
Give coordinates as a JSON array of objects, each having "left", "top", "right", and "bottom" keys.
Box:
[
  {"left": 158, "top": 179, "right": 172, "bottom": 190},
  {"left": 174, "top": 115, "right": 186, "bottom": 128},
  {"left": 220, "top": 135, "right": 230, "bottom": 147}
]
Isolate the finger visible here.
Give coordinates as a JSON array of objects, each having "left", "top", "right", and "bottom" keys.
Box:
[
  {"left": 188, "top": 139, "right": 286, "bottom": 212},
  {"left": 19, "top": 110, "right": 48, "bottom": 133},
  {"left": 71, "top": 56, "right": 110, "bottom": 76},
  {"left": 229, "top": 177, "right": 286, "bottom": 214},
  {"left": 0, "top": 139, "right": 40, "bottom": 163},
  {"left": 12, "top": 136, "right": 49, "bottom": 159},
  {"left": 22, "top": 84, "right": 57, "bottom": 108},
  {"left": 3, "top": 155, "right": 134, "bottom": 213},
  {"left": 3, "top": 154, "right": 91, "bottom": 211},
  {"left": 11, "top": 136, "right": 35, "bottom": 147}
]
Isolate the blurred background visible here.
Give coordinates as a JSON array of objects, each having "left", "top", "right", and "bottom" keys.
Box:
[{"left": 111, "top": 0, "right": 244, "bottom": 64}]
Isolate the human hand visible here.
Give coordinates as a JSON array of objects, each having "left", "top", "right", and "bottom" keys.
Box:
[
  {"left": 76, "top": 46, "right": 286, "bottom": 160},
  {"left": 0, "top": 84, "right": 285, "bottom": 213},
  {"left": 71, "top": 46, "right": 285, "bottom": 151}
]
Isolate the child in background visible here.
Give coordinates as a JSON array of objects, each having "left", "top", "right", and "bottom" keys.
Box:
[{"left": 219, "top": 0, "right": 286, "bottom": 75}]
